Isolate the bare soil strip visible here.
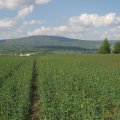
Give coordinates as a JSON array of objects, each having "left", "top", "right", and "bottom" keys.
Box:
[{"left": 29, "top": 60, "right": 40, "bottom": 120}]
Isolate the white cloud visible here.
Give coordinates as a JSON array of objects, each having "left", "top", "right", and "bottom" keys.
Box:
[
  {"left": 0, "top": 0, "right": 19, "bottom": 9},
  {"left": 27, "top": 26, "right": 67, "bottom": 36},
  {"left": 35, "top": 0, "right": 51, "bottom": 4},
  {"left": 69, "top": 13, "right": 120, "bottom": 27},
  {"left": 101, "top": 25, "right": 120, "bottom": 40},
  {"left": 16, "top": 5, "right": 34, "bottom": 18},
  {"left": 1, "top": 12, "right": 120, "bottom": 40},
  {"left": 113, "top": 34, "right": 120, "bottom": 39},
  {"left": 0, "top": 19, "right": 16, "bottom": 28},
  {"left": 27, "top": 13, "right": 120, "bottom": 40},
  {"left": 0, "top": 0, "right": 51, "bottom": 39},
  {"left": 27, "top": 24, "right": 86, "bottom": 37},
  {"left": 0, "top": 0, "right": 51, "bottom": 9},
  {"left": 101, "top": 32, "right": 111, "bottom": 39},
  {"left": 110, "top": 26, "right": 120, "bottom": 33}
]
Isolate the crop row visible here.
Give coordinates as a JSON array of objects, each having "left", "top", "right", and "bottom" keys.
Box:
[
  {"left": 38, "top": 55, "right": 120, "bottom": 120},
  {"left": 0, "top": 57, "right": 33, "bottom": 120},
  {"left": 1, "top": 55, "right": 120, "bottom": 120}
]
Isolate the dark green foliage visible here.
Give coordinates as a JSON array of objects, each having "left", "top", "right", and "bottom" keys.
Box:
[
  {"left": 113, "top": 41, "right": 120, "bottom": 54},
  {"left": 98, "top": 39, "right": 111, "bottom": 54}
]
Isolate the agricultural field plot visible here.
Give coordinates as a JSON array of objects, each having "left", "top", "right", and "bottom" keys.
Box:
[
  {"left": 38, "top": 55, "right": 120, "bottom": 120},
  {"left": 0, "top": 57, "right": 34, "bottom": 120},
  {"left": 0, "top": 55, "right": 120, "bottom": 120}
]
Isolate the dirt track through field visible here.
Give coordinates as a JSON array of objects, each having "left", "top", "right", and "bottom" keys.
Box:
[{"left": 29, "top": 60, "right": 40, "bottom": 120}]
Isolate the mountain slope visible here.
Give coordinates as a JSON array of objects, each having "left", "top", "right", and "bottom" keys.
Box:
[
  {"left": 0, "top": 35, "right": 118, "bottom": 54},
  {"left": 1, "top": 36, "right": 101, "bottom": 49}
]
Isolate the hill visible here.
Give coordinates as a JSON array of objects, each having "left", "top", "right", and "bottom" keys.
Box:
[{"left": 0, "top": 35, "right": 118, "bottom": 54}]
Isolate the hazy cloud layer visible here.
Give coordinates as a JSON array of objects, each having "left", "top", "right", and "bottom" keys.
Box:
[
  {"left": 0, "top": 0, "right": 51, "bottom": 9},
  {"left": 23, "top": 20, "right": 46, "bottom": 25},
  {"left": 0, "top": 19, "right": 16, "bottom": 28},
  {"left": 35, "top": 0, "right": 51, "bottom": 4}
]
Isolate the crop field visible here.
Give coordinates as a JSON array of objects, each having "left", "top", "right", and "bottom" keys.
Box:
[{"left": 0, "top": 55, "right": 120, "bottom": 120}]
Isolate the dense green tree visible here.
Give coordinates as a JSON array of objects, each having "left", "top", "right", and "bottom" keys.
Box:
[
  {"left": 98, "top": 39, "right": 111, "bottom": 54},
  {"left": 113, "top": 42, "right": 120, "bottom": 54}
]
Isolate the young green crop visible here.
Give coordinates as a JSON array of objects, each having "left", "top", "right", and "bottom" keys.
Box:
[
  {"left": 38, "top": 55, "right": 120, "bottom": 120},
  {"left": 0, "top": 57, "right": 33, "bottom": 120},
  {"left": 0, "top": 57, "right": 24, "bottom": 78},
  {"left": 1, "top": 55, "right": 120, "bottom": 120}
]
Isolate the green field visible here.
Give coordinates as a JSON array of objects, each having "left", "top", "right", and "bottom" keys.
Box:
[{"left": 0, "top": 55, "right": 120, "bottom": 120}]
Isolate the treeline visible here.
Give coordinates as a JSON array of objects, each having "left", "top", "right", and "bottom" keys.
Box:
[{"left": 98, "top": 39, "right": 120, "bottom": 54}]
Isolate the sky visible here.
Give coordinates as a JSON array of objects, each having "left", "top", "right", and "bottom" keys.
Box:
[{"left": 0, "top": 0, "right": 120, "bottom": 40}]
